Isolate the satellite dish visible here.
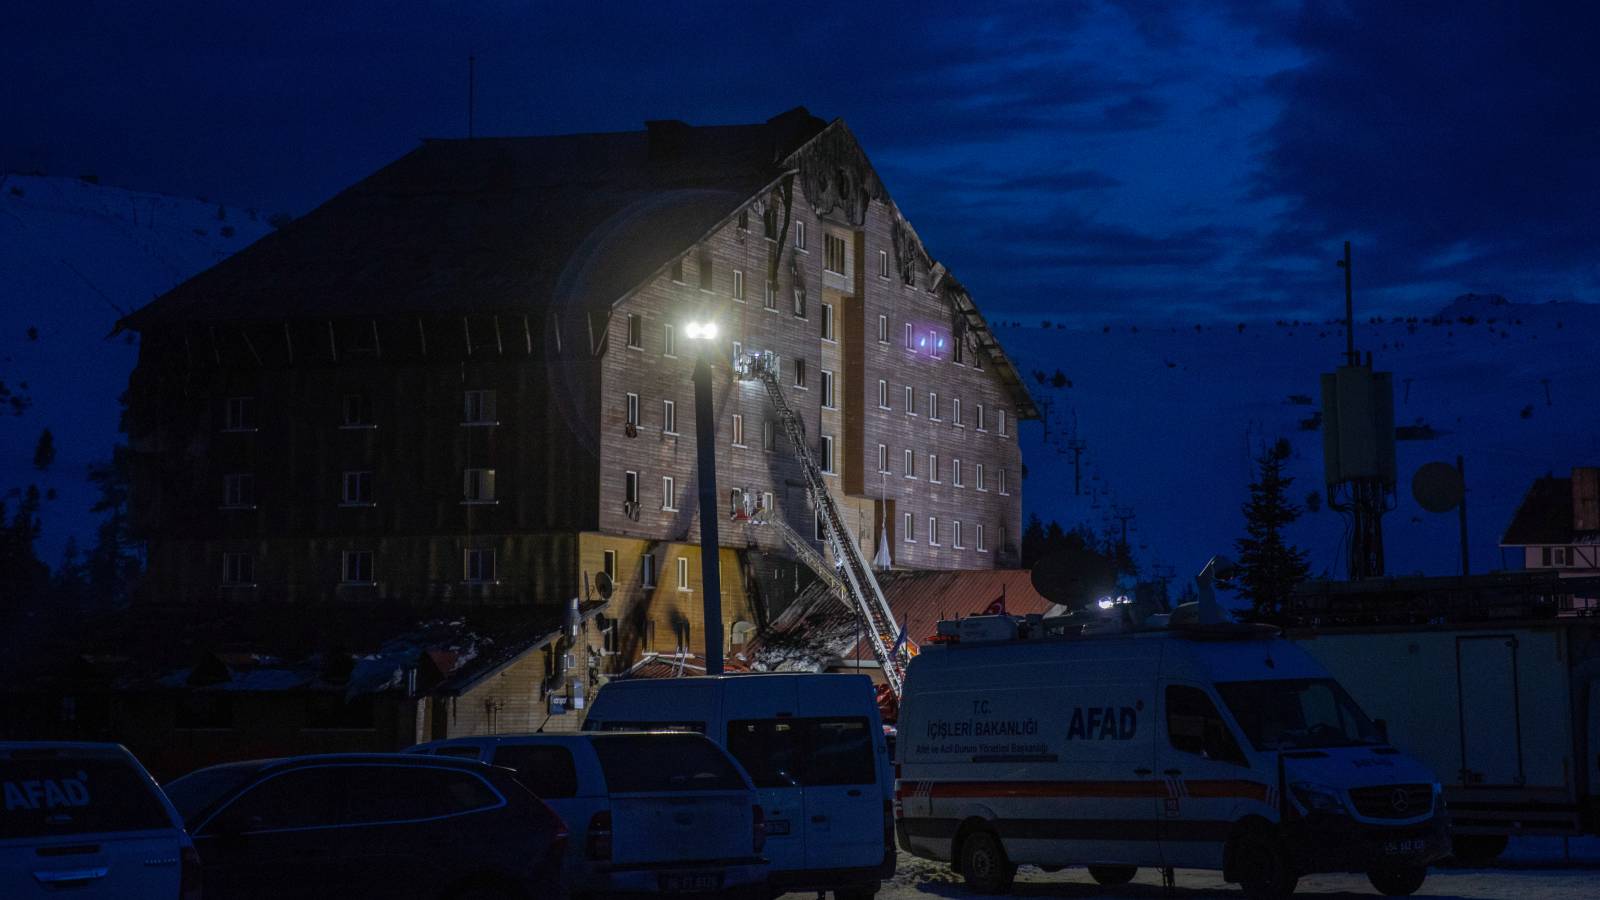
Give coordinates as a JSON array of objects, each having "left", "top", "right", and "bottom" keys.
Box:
[
  {"left": 594, "top": 571, "right": 615, "bottom": 600},
  {"left": 1412, "top": 461, "right": 1464, "bottom": 513},
  {"left": 1030, "top": 551, "right": 1116, "bottom": 609}
]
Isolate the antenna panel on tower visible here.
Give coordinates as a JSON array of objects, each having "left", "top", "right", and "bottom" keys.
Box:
[{"left": 1320, "top": 366, "right": 1396, "bottom": 486}]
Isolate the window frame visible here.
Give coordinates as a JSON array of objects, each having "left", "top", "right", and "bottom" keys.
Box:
[
  {"left": 222, "top": 396, "right": 256, "bottom": 432},
  {"left": 820, "top": 303, "right": 835, "bottom": 341},
  {"left": 819, "top": 435, "right": 835, "bottom": 475},
  {"left": 662, "top": 323, "right": 676, "bottom": 358},
  {"left": 462, "top": 468, "right": 497, "bottom": 504},
  {"left": 877, "top": 314, "right": 889, "bottom": 343},
  {"left": 677, "top": 557, "right": 691, "bottom": 592},
  {"left": 662, "top": 399, "right": 677, "bottom": 435},
  {"left": 462, "top": 389, "right": 498, "bottom": 426},
  {"left": 928, "top": 516, "right": 940, "bottom": 547},
  {"left": 903, "top": 448, "right": 916, "bottom": 479},
  {"left": 732, "top": 269, "right": 745, "bottom": 302},
  {"left": 626, "top": 314, "right": 643, "bottom": 350},
  {"left": 903, "top": 512, "right": 915, "bottom": 543},
  {"left": 732, "top": 413, "right": 745, "bottom": 448},
  {"left": 661, "top": 475, "right": 677, "bottom": 511},
  {"left": 625, "top": 392, "right": 639, "bottom": 427},
  {"left": 222, "top": 472, "right": 255, "bottom": 509},
  {"left": 463, "top": 548, "right": 497, "bottom": 584},
  {"left": 877, "top": 379, "right": 890, "bottom": 410},
  {"left": 222, "top": 551, "right": 254, "bottom": 586},
  {"left": 340, "top": 470, "right": 374, "bottom": 507},
  {"left": 928, "top": 453, "right": 941, "bottom": 484},
  {"left": 341, "top": 549, "right": 374, "bottom": 585},
  {"left": 820, "top": 370, "right": 835, "bottom": 409}
]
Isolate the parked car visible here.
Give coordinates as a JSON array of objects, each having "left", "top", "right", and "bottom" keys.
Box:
[
  {"left": 410, "top": 732, "right": 768, "bottom": 899},
  {"left": 582, "top": 673, "right": 895, "bottom": 900},
  {"left": 2, "top": 741, "right": 200, "bottom": 900},
  {"left": 163, "top": 753, "right": 565, "bottom": 900}
]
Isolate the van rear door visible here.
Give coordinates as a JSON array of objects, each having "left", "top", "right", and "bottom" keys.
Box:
[
  {"left": 797, "top": 717, "right": 882, "bottom": 872},
  {"left": 722, "top": 677, "right": 805, "bottom": 873},
  {"left": 589, "top": 735, "right": 754, "bottom": 872}
]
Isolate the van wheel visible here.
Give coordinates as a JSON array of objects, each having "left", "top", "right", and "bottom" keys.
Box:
[
  {"left": 1229, "top": 831, "right": 1297, "bottom": 900},
  {"left": 1367, "top": 866, "right": 1427, "bottom": 896},
  {"left": 957, "top": 828, "right": 1016, "bottom": 894},
  {"left": 1449, "top": 834, "right": 1508, "bottom": 866},
  {"left": 1088, "top": 865, "right": 1137, "bottom": 886}
]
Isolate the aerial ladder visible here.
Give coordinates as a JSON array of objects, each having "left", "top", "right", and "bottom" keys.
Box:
[{"left": 735, "top": 350, "right": 906, "bottom": 697}]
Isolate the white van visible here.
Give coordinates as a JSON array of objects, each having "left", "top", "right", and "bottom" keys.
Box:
[
  {"left": 584, "top": 673, "right": 895, "bottom": 899},
  {"left": 896, "top": 616, "right": 1451, "bottom": 898}
]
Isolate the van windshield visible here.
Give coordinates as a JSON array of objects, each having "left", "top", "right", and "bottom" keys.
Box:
[{"left": 1215, "top": 678, "right": 1382, "bottom": 750}]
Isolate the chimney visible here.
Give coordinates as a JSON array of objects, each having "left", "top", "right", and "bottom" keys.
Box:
[
  {"left": 1573, "top": 467, "right": 1600, "bottom": 532},
  {"left": 645, "top": 120, "right": 691, "bottom": 161}
]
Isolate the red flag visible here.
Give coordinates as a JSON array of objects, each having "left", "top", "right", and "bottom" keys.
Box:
[{"left": 984, "top": 590, "right": 1007, "bottom": 616}]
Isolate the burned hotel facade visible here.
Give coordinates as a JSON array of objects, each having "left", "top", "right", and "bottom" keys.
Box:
[{"left": 119, "top": 108, "right": 1036, "bottom": 670}]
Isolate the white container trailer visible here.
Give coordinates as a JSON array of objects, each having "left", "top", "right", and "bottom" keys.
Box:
[{"left": 1291, "top": 619, "right": 1600, "bottom": 863}]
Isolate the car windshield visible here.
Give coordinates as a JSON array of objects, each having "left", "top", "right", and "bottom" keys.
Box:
[
  {"left": 163, "top": 764, "right": 264, "bottom": 825},
  {"left": 1215, "top": 678, "right": 1382, "bottom": 750}
]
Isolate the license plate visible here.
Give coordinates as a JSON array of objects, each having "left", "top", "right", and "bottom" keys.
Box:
[
  {"left": 661, "top": 872, "right": 724, "bottom": 892},
  {"left": 1384, "top": 839, "right": 1427, "bottom": 855},
  {"left": 766, "top": 818, "right": 791, "bottom": 836}
]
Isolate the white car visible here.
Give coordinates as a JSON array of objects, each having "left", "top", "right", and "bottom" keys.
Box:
[
  {"left": 1, "top": 742, "right": 200, "bottom": 899},
  {"left": 410, "top": 731, "right": 768, "bottom": 898}
]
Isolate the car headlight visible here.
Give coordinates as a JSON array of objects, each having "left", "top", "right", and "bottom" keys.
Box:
[{"left": 1291, "top": 782, "right": 1348, "bottom": 816}]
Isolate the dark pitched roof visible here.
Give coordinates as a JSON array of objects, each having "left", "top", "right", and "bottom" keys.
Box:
[
  {"left": 121, "top": 109, "right": 828, "bottom": 329},
  {"left": 1501, "top": 475, "right": 1575, "bottom": 545}
]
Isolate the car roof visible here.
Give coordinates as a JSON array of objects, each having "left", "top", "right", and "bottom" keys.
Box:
[
  {"left": 415, "top": 730, "right": 696, "bottom": 749},
  {"left": 247, "top": 752, "right": 496, "bottom": 773}
]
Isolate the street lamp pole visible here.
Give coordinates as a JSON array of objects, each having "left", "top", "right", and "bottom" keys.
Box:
[{"left": 689, "top": 330, "right": 724, "bottom": 676}]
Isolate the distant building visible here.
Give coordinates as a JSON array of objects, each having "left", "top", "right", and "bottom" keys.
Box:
[
  {"left": 1501, "top": 468, "right": 1600, "bottom": 610},
  {"left": 117, "top": 108, "right": 1036, "bottom": 679}
]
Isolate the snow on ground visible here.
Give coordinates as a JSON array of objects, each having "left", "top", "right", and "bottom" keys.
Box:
[{"left": 870, "top": 846, "right": 1600, "bottom": 899}]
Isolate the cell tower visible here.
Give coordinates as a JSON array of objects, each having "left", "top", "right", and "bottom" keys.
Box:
[{"left": 1321, "top": 242, "right": 1397, "bottom": 579}]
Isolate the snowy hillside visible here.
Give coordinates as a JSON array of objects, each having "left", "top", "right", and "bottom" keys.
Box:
[
  {"left": 999, "top": 294, "right": 1600, "bottom": 581},
  {"left": 1, "top": 174, "right": 272, "bottom": 564}
]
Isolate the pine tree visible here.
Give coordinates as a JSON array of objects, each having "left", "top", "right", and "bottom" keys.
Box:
[
  {"left": 84, "top": 445, "right": 142, "bottom": 608},
  {"left": 1229, "top": 438, "right": 1310, "bottom": 622},
  {"left": 32, "top": 428, "right": 55, "bottom": 470}
]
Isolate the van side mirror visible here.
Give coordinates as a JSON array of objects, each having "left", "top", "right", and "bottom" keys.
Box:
[{"left": 1374, "top": 718, "right": 1390, "bottom": 744}]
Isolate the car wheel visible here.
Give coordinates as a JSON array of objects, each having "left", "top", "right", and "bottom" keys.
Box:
[
  {"left": 1088, "top": 865, "right": 1137, "bottom": 886},
  {"left": 957, "top": 828, "right": 1016, "bottom": 894},
  {"left": 1367, "top": 866, "right": 1428, "bottom": 896},
  {"left": 834, "top": 886, "right": 879, "bottom": 900},
  {"left": 1448, "top": 834, "right": 1508, "bottom": 866},
  {"left": 1229, "top": 830, "right": 1297, "bottom": 900}
]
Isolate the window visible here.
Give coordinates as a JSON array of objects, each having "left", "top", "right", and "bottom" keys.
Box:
[
  {"left": 463, "top": 468, "right": 496, "bottom": 503},
  {"left": 763, "top": 420, "right": 776, "bottom": 452},
  {"left": 677, "top": 557, "right": 690, "bottom": 591},
  {"left": 998, "top": 409, "right": 1008, "bottom": 436},
  {"left": 737, "top": 209, "right": 750, "bottom": 231},
  {"left": 662, "top": 323, "right": 676, "bottom": 357},
  {"left": 222, "top": 473, "right": 254, "bottom": 508},
  {"left": 222, "top": 552, "right": 254, "bottom": 585},
  {"left": 625, "top": 392, "right": 639, "bottom": 427},
  {"left": 977, "top": 523, "right": 987, "bottom": 552},
  {"left": 824, "top": 233, "right": 846, "bottom": 272},
  {"left": 670, "top": 258, "right": 685, "bottom": 283},
  {"left": 764, "top": 280, "right": 777, "bottom": 310},
  {"left": 976, "top": 404, "right": 987, "bottom": 431},
  {"left": 904, "top": 323, "right": 914, "bottom": 350},
  {"left": 661, "top": 476, "right": 676, "bottom": 511},
  {"left": 820, "top": 435, "right": 835, "bottom": 474},
  {"left": 820, "top": 303, "right": 834, "bottom": 341},
  {"left": 820, "top": 370, "right": 835, "bottom": 409},
  {"left": 878, "top": 249, "right": 889, "bottom": 278},
  {"left": 976, "top": 463, "right": 986, "bottom": 491},
  {"left": 1166, "top": 685, "right": 1248, "bottom": 766},
  {"left": 928, "top": 453, "right": 940, "bottom": 483},
  {"left": 763, "top": 204, "right": 778, "bottom": 239},
  {"left": 952, "top": 398, "right": 962, "bottom": 426},
  {"left": 223, "top": 396, "right": 255, "bottom": 431},
  {"left": 732, "top": 340, "right": 742, "bottom": 367},
  {"left": 731, "top": 488, "right": 746, "bottom": 517},
  {"left": 732, "top": 413, "right": 745, "bottom": 447},
  {"left": 697, "top": 248, "right": 714, "bottom": 291},
  {"left": 733, "top": 269, "right": 745, "bottom": 301},
  {"left": 903, "top": 448, "right": 915, "bottom": 478},
  {"left": 761, "top": 491, "right": 774, "bottom": 514},
  {"left": 873, "top": 379, "right": 887, "bottom": 409},
  {"left": 341, "top": 393, "right": 373, "bottom": 428},
  {"left": 642, "top": 553, "right": 657, "bottom": 588},
  {"left": 626, "top": 314, "right": 643, "bottom": 349},
  {"left": 208, "top": 769, "right": 342, "bottom": 833},
  {"left": 662, "top": 399, "right": 677, "bottom": 434},
  {"left": 903, "top": 259, "right": 915, "bottom": 287},
  {"left": 877, "top": 314, "right": 889, "bottom": 343},
  {"left": 603, "top": 549, "right": 617, "bottom": 582},
  {"left": 463, "top": 389, "right": 497, "bottom": 425},
  {"left": 342, "top": 550, "right": 374, "bottom": 584},
  {"left": 954, "top": 521, "right": 965, "bottom": 549},
  {"left": 624, "top": 471, "right": 639, "bottom": 506},
  {"left": 1543, "top": 547, "right": 1570, "bottom": 566},
  {"left": 793, "top": 288, "right": 807, "bottom": 319},
  {"left": 464, "top": 548, "right": 496, "bottom": 583},
  {"left": 341, "top": 470, "right": 373, "bottom": 506},
  {"left": 903, "top": 512, "right": 915, "bottom": 543},
  {"left": 492, "top": 746, "right": 579, "bottom": 800},
  {"left": 904, "top": 385, "right": 915, "bottom": 415},
  {"left": 793, "top": 358, "right": 807, "bottom": 388},
  {"left": 794, "top": 219, "right": 807, "bottom": 250},
  {"left": 877, "top": 443, "right": 889, "bottom": 473},
  {"left": 929, "top": 517, "right": 940, "bottom": 546},
  {"left": 953, "top": 458, "right": 964, "bottom": 487},
  {"left": 953, "top": 336, "right": 964, "bottom": 365},
  {"left": 999, "top": 468, "right": 1009, "bottom": 495},
  {"left": 929, "top": 392, "right": 940, "bottom": 420}
]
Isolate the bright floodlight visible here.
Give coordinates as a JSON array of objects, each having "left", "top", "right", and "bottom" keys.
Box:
[{"left": 685, "top": 321, "right": 718, "bottom": 340}]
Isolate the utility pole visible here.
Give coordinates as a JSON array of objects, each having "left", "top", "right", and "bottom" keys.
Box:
[
  {"left": 1337, "top": 240, "right": 1356, "bottom": 366},
  {"left": 692, "top": 354, "right": 724, "bottom": 675},
  {"left": 1112, "top": 505, "right": 1135, "bottom": 549},
  {"left": 1067, "top": 439, "right": 1086, "bottom": 496}
]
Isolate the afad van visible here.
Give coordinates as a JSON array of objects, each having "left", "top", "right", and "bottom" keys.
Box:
[
  {"left": 895, "top": 612, "right": 1451, "bottom": 898},
  {"left": 583, "top": 673, "right": 895, "bottom": 900}
]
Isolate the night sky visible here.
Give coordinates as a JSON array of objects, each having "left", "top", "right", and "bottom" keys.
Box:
[{"left": 6, "top": 1, "right": 1595, "bottom": 322}]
